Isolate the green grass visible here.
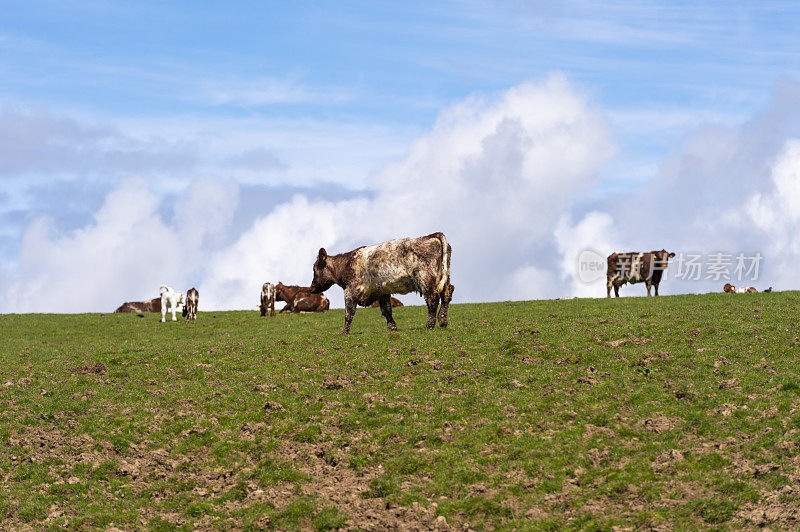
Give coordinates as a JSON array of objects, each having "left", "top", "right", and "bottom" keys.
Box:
[{"left": 1, "top": 291, "right": 800, "bottom": 529}]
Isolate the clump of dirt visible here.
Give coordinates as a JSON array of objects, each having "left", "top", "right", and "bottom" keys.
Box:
[
  {"left": 322, "top": 375, "right": 350, "bottom": 389},
  {"left": 69, "top": 362, "right": 106, "bottom": 375},
  {"left": 719, "top": 378, "right": 740, "bottom": 390}
]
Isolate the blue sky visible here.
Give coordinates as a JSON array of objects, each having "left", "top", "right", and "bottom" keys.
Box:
[{"left": 3, "top": 1, "right": 800, "bottom": 311}]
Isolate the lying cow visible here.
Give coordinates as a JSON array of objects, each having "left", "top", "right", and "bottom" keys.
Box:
[
  {"left": 114, "top": 298, "right": 161, "bottom": 313},
  {"left": 723, "top": 283, "right": 758, "bottom": 294},
  {"left": 607, "top": 250, "right": 675, "bottom": 297},
  {"left": 183, "top": 287, "right": 198, "bottom": 320},
  {"left": 274, "top": 283, "right": 330, "bottom": 313},
  {"left": 310, "top": 232, "right": 453, "bottom": 334},
  {"left": 260, "top": 282, "right": 276, "bottom": 317},
  {"left": 159, "top": 285, "right": 184, "bottom": 322},
  {"left": 369, "top": 297, "right": 404, "bottom": 308}
]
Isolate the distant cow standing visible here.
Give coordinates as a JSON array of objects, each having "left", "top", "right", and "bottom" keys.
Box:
[
  {"left": 159, "top": 285, "right": 184, "bottom": 322},
  {"left": 260, "top": 282, "right": 276, "bottom": 316},
  {"left": 183, "top": 287, "right": 198, "bottom": 320},
  {"left": 274, "top": 283, "right": 329, "bottom": 313},
  {"left": 607, "top": 250, "right": 675, "bottom": 297},
  {"left": 309, "top": 232, "right": 453, "bottom": 334},
  {"left": 115, "top": 298, "right": 161, "bottom": 313},
  {"left": 369, "top": 297, "right": 404, "bottom": 308}
]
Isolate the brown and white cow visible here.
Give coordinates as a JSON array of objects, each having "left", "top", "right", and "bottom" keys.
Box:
[
  {"left": 309, "top": 232, "right": 453, "bottom": 334},
  {"left": 260, "top": 282, "right": 276, "bottom": 316},
  {"left": 274, "top": 283, "right": 329, "bottom": 313},
  {"left": 607, "top": 250, "right": 675, "bottom": 297},
  {"left": 114, "top": 298, "right": 161, "bottom": 313},
  {"left": 723, "top": 283, "right": 758, "bottom": 294},
  {"left": 183, "top": 287, "right": 198, "bottom": 320},
  {"left": 369, "top": 297, "right": 404, "bottom": 308}
]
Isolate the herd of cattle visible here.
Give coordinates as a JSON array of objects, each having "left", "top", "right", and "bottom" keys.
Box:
[{"left": 112, "top": 236, "right": 767, "bottom": 333}]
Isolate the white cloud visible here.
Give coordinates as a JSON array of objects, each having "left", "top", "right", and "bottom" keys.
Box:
[
  {"left": 0, "top": 178, "right": 237, "bottom": 313},
  {"left": 199, "top": 73, "right": 614, "bottom": 309}
]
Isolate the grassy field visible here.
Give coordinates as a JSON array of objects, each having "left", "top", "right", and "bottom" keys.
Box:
[{"left": 1, "top": 291, "right": 800, "bottom": 530}]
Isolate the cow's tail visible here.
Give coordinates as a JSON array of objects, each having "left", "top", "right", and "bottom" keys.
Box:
[
  {"left": 435, "top": 232, "right": 451, "bottom": 294},
  {"left": 159, "top": 284, "right": 169, "bottom": 295}
]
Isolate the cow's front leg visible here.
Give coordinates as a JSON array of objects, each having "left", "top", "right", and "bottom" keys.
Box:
[
  {"left": 614, "top": 283, "right": 620, "bottom": 297},
  {"left": 378, "top": 295, "right": 397, "bottom": 331},
  {"left": 270, "top": 298, "right": 276, "bottom": 316},
  {"left": 425, "top": 292, "right": 439, "bottom": 329},
  {"left": 341, "top": 291, "right": 356, "bottom": 334},
  {"left": 606, "top": 278, "right": 613, "bottom": 298},
  {"left": 161, "top": 304, "right": 167, "bottom": 323},
  {"left": 654, "top": 283, "right": 660, "bottom": 296},
  {"left": 171, "top": 305, "right": 177, "bottom": 321},
  {"left": 646, "top": 282, "right": 652, "bottom": 297}
]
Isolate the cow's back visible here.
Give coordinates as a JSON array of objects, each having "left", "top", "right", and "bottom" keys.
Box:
[{"left": 354, "top": 234, "right": 447, "bottom": 300}]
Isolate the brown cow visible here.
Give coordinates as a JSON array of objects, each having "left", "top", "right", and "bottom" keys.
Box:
[
  {"left": 114, "top": 298, "right": 161, "bottom": 313},
  {"left": 183, "top": 287, "right": 198, "bottom": 320},
  {"left": 309, "top": 232, "right": 452, "bottom": 334},
  {"left": 607, "top": 250, "right": 675, "bottom": 297},
  {"left": 274, "top": 283, "right": 329, "bottom": 313},
  {"left": 369, "top": 297, "right": 404, "bottom": 308}
]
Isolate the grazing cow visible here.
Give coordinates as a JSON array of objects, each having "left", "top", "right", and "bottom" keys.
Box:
[
  {"left": 114, "top": 298, "right": 161, "bottom": 313},
  {"left": 607, "top": 250, "right": 675, "bottom": 297},
  {"left": 183, "top": 287, "right": 199, "bottom": 320},
  {"left": 369, "top": 297, "right": 404, "bottom": 308},
  {"left": 159, "top": 285, "right": 184, "bottom": 322},
  {"left": 723, "top": 283, "right": 758, "bottom": 294},
  {"left": 309, "top": 232, "right": 453, "bottom": 334},
  {"left": 260, "top": 282, "right": 276, "bottom": 317},
  {"left": 274, "top": 283, "right": 329, "bottom": 313}
]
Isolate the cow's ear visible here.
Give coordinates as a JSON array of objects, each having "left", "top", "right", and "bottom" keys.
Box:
[
  {"left": 318, "top": 248, "right": 328, "bottom": 262},
  {"left": 668, "top": 252, "right": 676, "bottom": 258}
]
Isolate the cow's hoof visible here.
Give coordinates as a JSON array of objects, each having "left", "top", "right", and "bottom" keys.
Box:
[
  {"left": 426, "top": 321, "right": 435, "bottom": 329},
  {"left": 439, "top": 320, "right": 448, "bottom": 328},
  {"left": 160, "top": 319, "right": 165, "bottom": 323},
  {"left": 387, "top": 323, "right": 397, "bottom": 331}
]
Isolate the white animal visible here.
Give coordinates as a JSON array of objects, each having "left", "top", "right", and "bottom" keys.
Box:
[{"left": 159, "top": 285, "right": 184, "bottom": 322}]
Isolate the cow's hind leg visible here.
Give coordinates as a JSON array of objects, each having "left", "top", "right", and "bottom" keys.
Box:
[
  {"left": 646, "top": 281, "right": 652, "bottom": 296},
  {"left": 614, "top": 283, "right": 620, "bottom": 297},
  {"left": 378, "top": 295, "right": 397, "bottom": 331},
  {"left": 270, "top": 297, "right": 275, "bottom": 316},
  {"left": 425, "top": 291, "right": 439, "bottom": 330},
  {"left": 654, "top": 283, "right": 660, "bottom": 296},
  {"left": 606, "top": 277, "right": 613, "bottom": 298},
  {"left": 437, "top": 283, "right": 453, "bottom": 328},
  {"left": 341, "top": 292, "right": 356, "bottom": 335}
]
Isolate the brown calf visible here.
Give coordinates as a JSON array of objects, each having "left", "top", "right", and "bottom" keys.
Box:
[
  {"left": 369, "top": 297, "right": 404, "bottom": 308},
  {"left": 260, "top": 282, "right": 276, "bottom": 316},
  {"left": 183, "top": 287, "right": 198, "bottom": 320},
  {"left": 114, "top": 298, "right": 161, "bottom": 313},
  {"left": 275, "top": 283, "right": 329, "bottom": 313}
]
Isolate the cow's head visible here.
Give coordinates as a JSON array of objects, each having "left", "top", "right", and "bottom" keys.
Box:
[
  {"left": 723, "top": 283, "right": 735, "bottom": 293},
  {"left": 654, "top": 249, "right": 676, "bottom": 269},
  {"left": 272, "top": 282, "right": 283, "bottom": 302},
  {"left": 310, "top": 248, "right": 335, "bottom": 294}
]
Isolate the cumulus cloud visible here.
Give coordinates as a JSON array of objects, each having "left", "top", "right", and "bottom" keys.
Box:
[
  {"left": 12, "top": 75, "right": 800, "bottom": 312},
  {"left": 556, "top": 79, "right": 800, "bottom": 297},
  {"left": 199, "top": 73, "right": 615, "bottom": 309},
  {"left": 0, "top": 178, "right": 237, "bottom": 313}
]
